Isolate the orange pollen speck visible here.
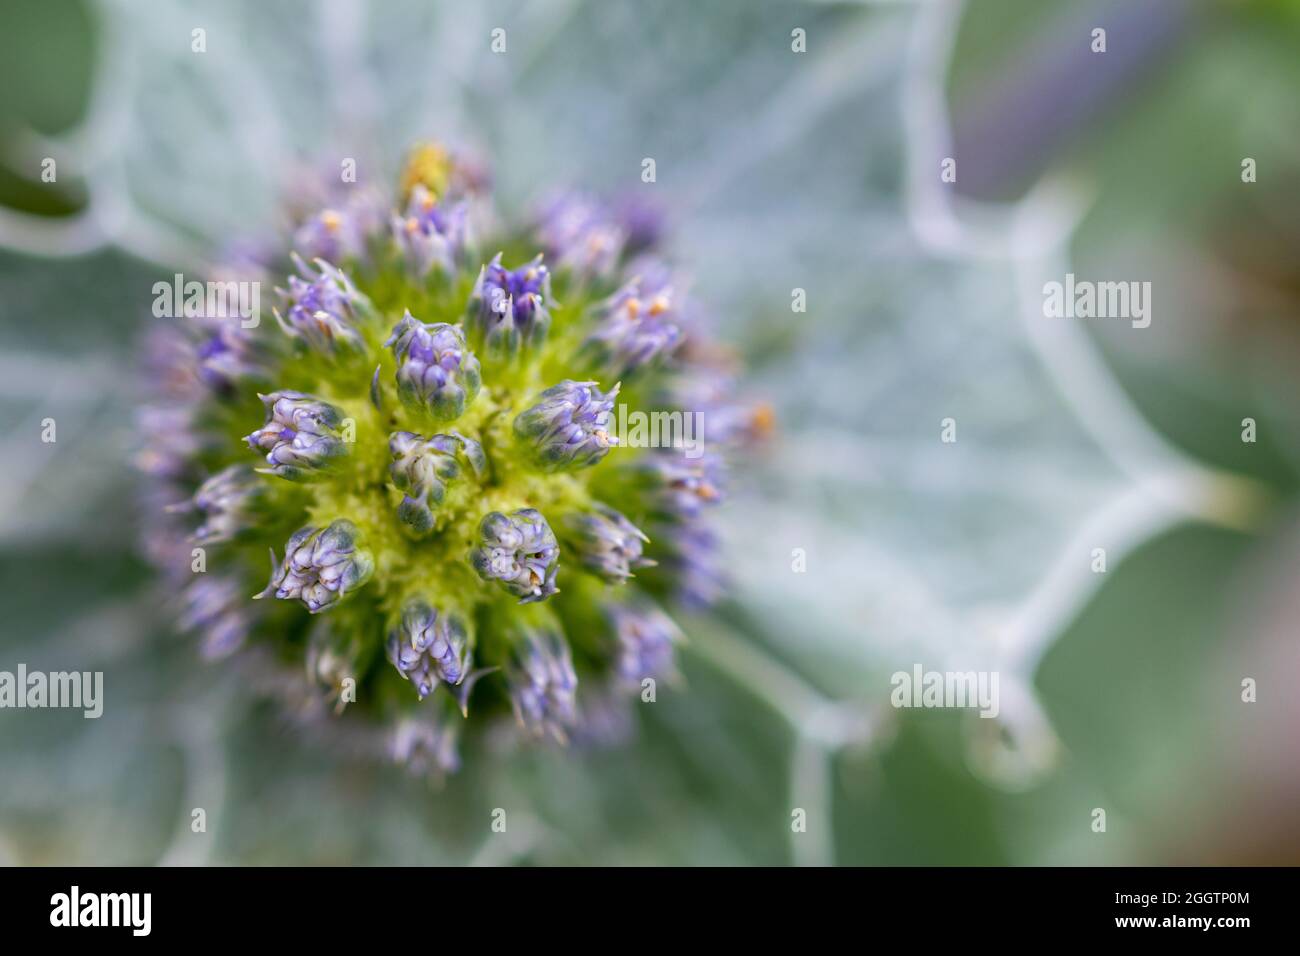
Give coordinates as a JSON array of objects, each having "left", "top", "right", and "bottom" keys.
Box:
[{"left": 649, "top": 295, "right": 670, "bottom": 316}]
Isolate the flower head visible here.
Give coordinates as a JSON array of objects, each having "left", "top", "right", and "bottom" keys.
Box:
[
  {"left": 513, "top": 380, "right": 620, "bottom": 472},
  {"left": 257, "top": 520, "right": 374, "bottom": 613},
  {"left": 469, "top": 509, "right": 559, "bottom": 603},
  {"left": 135, "top": 139, "right": 760, "bottom": 778},
  {"left": 385, "top": 312, "right": 481, "bottom": 421},
  {"left": 245, "top": 390, "right": 348, "bottom": 480},
  {"left": 466, "top": 253, "right": 553, "bottom": 355}
]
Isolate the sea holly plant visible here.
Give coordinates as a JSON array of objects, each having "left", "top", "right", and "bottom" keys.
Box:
[{"left": 137, "top": 143, "right": 769, "bottom": 779}]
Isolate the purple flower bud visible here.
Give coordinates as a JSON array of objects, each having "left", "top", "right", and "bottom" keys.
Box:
[
  {"left": 393, "top": 184, "right": 468, "bottom": 276},
  {"left": 582, "top": 273, "right": 683, "bottom": 377},
  {"left": 390, "top": 714, "right": 461, "bottom": 777},
  {"left": 386, "top": 600, "right": 470, "bottom": 699},
  {"left": 659, "top": 521, "right": 726, "bottom": 608},
  {"left": 305, "top": 621, "right": 363, "bottom": 714},
  {"left": 388, "top": 431, "right": 464, "bottom": 533},
  {"left": 293, "top": 208, "right": 362, "bottom": 265},
  {"left": 535, "top": 192, "right": 625, "bottom": 277},
  {"left": 468, "top": 508, "right": 559, "bottom": 603},
  {"left": 384, "top": 312, "right": 481, "bottom": 421},
  {"left": 562, "top": 504, "right": 654, "bottom": 584},
  {"left": 273, "top": 254, "right": 370, "bottom": 355},
  {"left": 179, "top": 576, "right": 250, "bottom": 660},
  {"left": 613, "top": 195, "right": 666, "bottom": 257},
  {"left": 190, "top": 463, "right": 262, "bottom": 543},
  {"left": 513, "top": 379, "right": 620, "bottom": 472},
  {"left": 245, "top": 390, "right": 348, "bottom": 480},
  {"left": 257, "top": 520, "right": 374, "bottom": 613},
  {"left": 466, "top": 253, "right": 552, "bottom": 355},
  {"left": 193, "top": 317, "right": 262, "bottom": 389},
  {"left": 607, "top": 600, "right": 681, "bottom": 686},
  {"left": 638, "top": 451, "right": 726, "bottom": 520},
  {"left": 506, "top": 628, "right": 578, "bottom": 742}
]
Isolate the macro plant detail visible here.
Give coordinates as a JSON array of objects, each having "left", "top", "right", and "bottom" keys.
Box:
[{"left": 137, "top": 143, "right": 767, "bottom": 777}]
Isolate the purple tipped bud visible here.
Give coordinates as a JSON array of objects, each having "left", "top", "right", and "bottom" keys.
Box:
[
  {"left": 179, "top": 576, "right": 250, "bottom": 660},
  {"left": 390, "top": 714, "right": 461, "bottom": 777},
  {"left": 513, "top": 380, "right": 620, "bottom": 472},
  {"left": 273, "top": 254, "right": 370, "bottom": 355},
  {"left": 245, "top": 390, "right": 348, "bottom": 480},
  {"left": 385, "top": 312, "right": 481, "bottom": 421},
  {"left": 637, "top": 451, "right": 726, "bottom": 520},
  {"left": 535, "top": 192, "right": 625, "bottom": 277},
  {"left": 193, "top": 318, "right": 262, "bottom": 389},
  {"left": 258, "top": 520, "right": 374, "bottom": 613},
  {"left": 388, "top": 432, "right": 459, "bottom": 533},
  {"left": 393, "top": 184, "right": 468, "bottom": 276},
  {"left": 386, "top": 600, "right": 471, "bottom": 699},
  {"left": 582, "top": 273, "right": 683, "bottom": 377},
  {"left": 293, "top": 207, "right": 362, "bottom": 265},
  {"left": 506, "top": 628, "right": 578, "bottom": 742},
  {"left": 607, "top": 600, "right": 681, "bottom": 686},
  {"left": 468, "top": 508, "right": 559, "bottom": 603},
  {"left": 659, "top": 521, "right": 726, "bottom": 608},
  {"left": 190, "top": 464, "right": 262, "bottom": 543},
  {"left": 563, "top": 504, "right": 654, "bottom": 584},
  {"left": 466, "top": 253, "right": 553, "bottom": 355},
  {"left": 306, "top": 622, "right": 363, "bottom": 714}
]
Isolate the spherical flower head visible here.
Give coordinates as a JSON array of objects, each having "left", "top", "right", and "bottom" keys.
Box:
[
  {"left": 394, "top": 184, "right": 468, "bottom": 276},
  {"left": 513, "top": 379, "right": 620, "bottom": 472},
  {"left": 273, "top": 254, "right": 370, "bottom": 355},
  {"left": 469, "top": 508, "right": 560, "bottom": 603},
  {"left": 607, "top": 600, "right": 681, "bottom": 686},
  {"left": 562, "top": 504, "right": 654, "bottom": 584},
  {"left": 582, "top": 273, "right": 683, "bottom": 378},
  {"left": 506, "top": 627, "right": 578, "bottom": 742},
  {"left": 258, "top": 520, "right": 374, "bottom": 614},
  {"left": 245, "top": 390, "right": 349, "bottom": 480},
  {"left": 466, "top": 253, "right": 553, "bottom": 356},
  {"left": 135, "top": 139, "right": 762, "bottom": 778},
  {"left": 385, "top": 312, "right": 482, "bottom": 421},
  {"left": 386, "top": 600, "right": 470, "bottom": 699},
  {"left": 190, "top": 464, "right": 262, "bottom": 543}
]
